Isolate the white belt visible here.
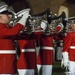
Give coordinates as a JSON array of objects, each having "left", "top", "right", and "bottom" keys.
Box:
[
  {"left": 70, "top": 46, "right": 75, "bottom": 49},
  {"left": 41, "top": 47, "right": 54, "bottom": 50},
  {"left": 21, "top": 49, "right": 35, "bottom": 52},
  {"left": 0, "top": 50, "right": 16, "bottom": 54}
]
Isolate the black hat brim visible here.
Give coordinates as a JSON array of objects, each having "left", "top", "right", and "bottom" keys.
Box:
[{"left": 0, "top": 10, "right": 13, "bottom": 15}]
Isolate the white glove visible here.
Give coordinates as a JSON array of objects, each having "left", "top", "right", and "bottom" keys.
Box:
[
  {"left": 16, "top": 8, "right": 30, "bottom": 17},
  {"left": 17, "top": 9, "right": 30, "bottom": 26},
  {"left": 40, "top": 20, "right": 47, "bottom": 30},
  {"left": 61, "top": 52, "right": 69, "bottom": 68}
]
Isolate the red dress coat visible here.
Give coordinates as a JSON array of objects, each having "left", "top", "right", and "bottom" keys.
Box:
[
  {"left": 0, "top": 23, "right": 24, "bottom": 74},
  {"left": 62, "top": 32, "right": 75, "bottom": 61},
  {"left": 37, "top": 34, "right": 54, "bottom": 65},
  {"left": 17, "top": 34, "right": 36, "bottom": 69}
]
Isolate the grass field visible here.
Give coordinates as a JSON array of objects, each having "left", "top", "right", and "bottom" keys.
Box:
[{"left": 52, "top": 61, "right": 65, "bottom": 75}]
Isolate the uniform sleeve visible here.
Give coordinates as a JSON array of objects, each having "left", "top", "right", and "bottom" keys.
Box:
[
  {"left": 62, "top": 32, "right": 73, "bottom": 52},
  {"left": 0, "top": 23, "right": 24, "bottom": 36}
]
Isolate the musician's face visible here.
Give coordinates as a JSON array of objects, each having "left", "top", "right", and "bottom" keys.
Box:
[
  {"left": 71, "top": 24, "right": 75, "bottom": 31},
  {"left": 0, "top": 14, "right": 11, "bottom": 24}
]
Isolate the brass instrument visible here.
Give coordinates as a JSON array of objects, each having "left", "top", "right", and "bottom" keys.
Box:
[
  {"left": 44, "top": 19, "right": 64, "bottom": 35},
  {"left": 44, "top": 12, "right": 65, "bottom": 35},
  {"left": 24, "top": 15, "right": 47, "bottom": 34},
  {"left": 10, "top": 9, "right": 75, "bottom": 35},
  {"left": 65, "top": 20, "right": 75, "bottom": 32},
  {"left": 63, "top": 17, "right": 75, "bottom": 32}
]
